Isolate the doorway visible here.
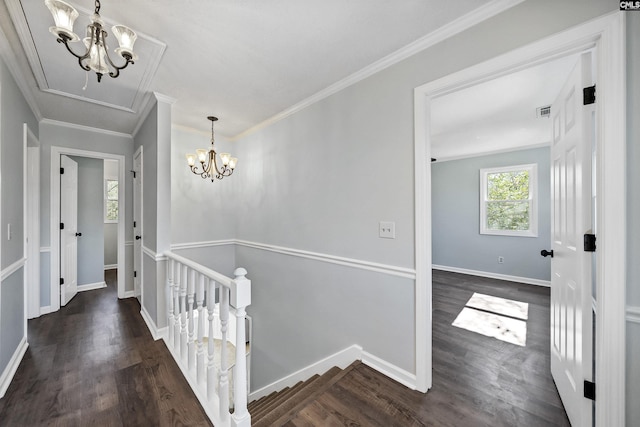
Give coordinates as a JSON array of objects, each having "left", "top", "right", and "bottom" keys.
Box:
[
  {"left": 50, "top": 147, "right": 127, "bottom": 313},
  {"left": 412, "top": 13, "right": 625, "bottom": 426}
]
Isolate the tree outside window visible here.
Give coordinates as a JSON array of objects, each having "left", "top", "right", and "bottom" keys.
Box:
[
  {"left": 105, "top": 179, "right": 118, "bottom": 222},
  {"left": 480, "top": 164, "right": 537, "bottom": 237}
]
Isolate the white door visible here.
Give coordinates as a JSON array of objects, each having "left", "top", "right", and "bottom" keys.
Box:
[
  {"left": 133, "top": 149, "right": 143, "bottom": 303},
  {"left": 60, "top": 155, "right": 79, "bottom": 306},
  {"left": 549, "top": 52, "right": 594, "bottom": 427}
]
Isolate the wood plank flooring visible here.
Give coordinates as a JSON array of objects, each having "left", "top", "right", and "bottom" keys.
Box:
[
  {"left": 281, "top": 270, "right": 570, "bottom": 426},
  {"left": 1, "top": 269, "right": 570, "bottom": 426},
  {"left": 0, "top": 270, "right": 212, "bottom": 426}
]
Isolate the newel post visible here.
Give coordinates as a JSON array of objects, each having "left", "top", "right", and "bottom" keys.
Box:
[{"left": 230, "top": 267, "right": 251, "bottom": 427}]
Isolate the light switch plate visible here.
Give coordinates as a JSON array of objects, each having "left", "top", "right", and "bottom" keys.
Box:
[{"left": 379, "top": 221, "right": 395, "bottom": 239}]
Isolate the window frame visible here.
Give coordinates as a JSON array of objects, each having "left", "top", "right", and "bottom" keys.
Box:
[
  {"left": 104, "top": 178, "right": 119, "bottom": 223},
  {"left": 479, "top": 163, "right": 537, "bottom": 237}
]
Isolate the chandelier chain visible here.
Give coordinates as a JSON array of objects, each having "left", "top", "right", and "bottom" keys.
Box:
[{"left": 94, "top": 0, "right": 101, "bottom": 14}]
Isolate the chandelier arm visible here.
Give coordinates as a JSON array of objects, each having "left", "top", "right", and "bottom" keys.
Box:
[{"left": 57, "top": 35, "right": 92, "bottom": 66}]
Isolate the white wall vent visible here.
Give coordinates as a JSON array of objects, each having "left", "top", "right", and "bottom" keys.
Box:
[{"left": 536, "top": 105, "right": 551, "bottom": 118}]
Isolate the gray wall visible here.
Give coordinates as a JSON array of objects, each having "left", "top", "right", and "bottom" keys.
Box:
[
  {"left": 0, "top": 56, "right": 37, "bottom": 382},
  {"left": 226, "top": 0, "right": 617, "bottom": 393},
  {"left": 69, "top": 156, "right": 104, "bottom": 286},
  {"left": 39, "top": 121, "right": 135, "bottom": 305},
  {"left": 432, "top": 147, "right": 551, "bottom": 281},
  {"left": 626, "top": 12, "right": 640, "bottom": 427},
  {"left": 104, "top": 159, "right": 118, "bottom": 267}
]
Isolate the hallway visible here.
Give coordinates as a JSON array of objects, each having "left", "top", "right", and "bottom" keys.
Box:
[{"left": 0, "top": 270, "right": 212, "bottom": 426}]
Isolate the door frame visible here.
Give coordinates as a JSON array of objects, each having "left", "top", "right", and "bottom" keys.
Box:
[
  {"left": 413, "top": 11, "right": 625, "bottom": 426},
  {"left": 50, "top": 146, "right": 127, "bottom": 312},
  {"left": 23, "top": 124, "right": 40, "bottom": 318},
  {"left": 133, "top": 145, "right": 143, "bottom": 304}
]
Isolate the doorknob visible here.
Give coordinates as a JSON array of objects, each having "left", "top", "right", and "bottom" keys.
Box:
[
  {"left": 75, "top": 232, "right": 82, "bottom": 237},
  {"left": 540, "top": 249, "right": 554, "bottom": 258},
  {"left": 135, "top": 235, "right": 141, "bottom": 240}
]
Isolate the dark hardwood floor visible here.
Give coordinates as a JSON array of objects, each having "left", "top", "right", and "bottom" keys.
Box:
[
  {"left": 0, "top": 270, "right": 212, "bottom": 426},
  {"left": 1, "top": 269, "right": 569, "bottom": 426},
  {"left": 282, "top": 270, "right": 570, "bottom": 426}
]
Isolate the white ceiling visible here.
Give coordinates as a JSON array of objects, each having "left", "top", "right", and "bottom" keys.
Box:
[
  {"left": 431, "top": 54, "right": 579, "bottom": 161},
  {"left": 1, "top": 0, "right": 513, "bottom": 138}
]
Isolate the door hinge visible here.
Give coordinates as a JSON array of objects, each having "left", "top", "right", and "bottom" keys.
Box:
[
  {"left": 60, "top": 167, "right": 64, "bottom": 174},
  {"left": 584, "top": 380, "right": 596, "bottom": 401},
  {"left": 60, "top": 222, "right": 64, "bottom": 230},
  {"left": 134, "top": 221, "right": 137, "bottom": 228},
  {"left": 134, "top": 271, "right": 137, "bottom": 278},
  {"left": 583, "top": 85, "right": 596, "bottom": 105},
  {"left": 584, "top": 234, "right": 596, "bottom": 252},
  {"left": 60, "top": 278, "right": 64, "bottom": 285},
  {"left": 131, "top": 170, "right": 136, "bottom": 178}
]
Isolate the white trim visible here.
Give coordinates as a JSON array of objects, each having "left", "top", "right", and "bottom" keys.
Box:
[
  {"left": 50, "top": 146, "right": 128, "bottom": 310},
  {"left": 170, "top": 239, "right": 236, "bottom": 251},
  {"left": 248, "top": 345, "right": 362, "bottom": 402},
  {"left": 143, "top": 245, "right": 167, "bottom": 262},
  {"left": 125, "top": 241, "right": 133, "bottom": 246},
  {"left": 140, "top": 306, "right": 166, "bottom": 340},
  {"left": 1, "top": 257, "right": 26, "bottom": 281},
  {"left": 104, "top": 264, "right": 118, "bottom": 270},
  {"left": 39, "top": 247, "right": 51, "bottom": 253},
  {"left": 24, "top": 124, "right": 40, "bottom": 320},
  {"left": 77, "top": 281, "right": 107, "bottom": 292},
  {"left": 627, "top": 306, "right": 640, "bottom": 324},
  {"left": 432, "top": 264, "right": 551, "bottom": 287},
  {"left": 414, "top": 12, "right": 626, "bottom": 425},
  {"left": 361, "top": 351, "right": 417, "bottom": 390},
  {"left": 434, "top": 142, "right": 551, "bottom": 163},
  {"left": 123, "top": 290, "right": 135, "bottom": 299},
  {"left": 230, "top": 0, "right": 523, "bottom": 141},
  {"left": 0, "top": 337, "right": 28, "bottom": 399},
  {"left": 236, "top": 240, "right": 415, "bottom": 279},
  {"left": 40, "top": 118, "right": 133, "bottom": 140},
  {"left": 132, "top": 92, "right": 176, "bottom": 138},
  {"left": 39, "top": 306, "right": 52, "bottom": 316}
]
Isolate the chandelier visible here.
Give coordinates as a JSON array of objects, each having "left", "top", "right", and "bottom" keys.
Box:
[
  {"left": 44, "top": 0, "right": 138, "bottom": 82},
  {"left": 186, "top": 117, "right": 238, "bottom": 182}
]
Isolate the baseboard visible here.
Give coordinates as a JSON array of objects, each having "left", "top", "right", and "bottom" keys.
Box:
[
  {"left": 77, "top": 281, "right": 107, "bottom": 292},
  {"left": 122, "top": 290, "right": 135, "bottom": 299},
  {"left": 361, "top": 351, "right": 417, "bottom": 390},
  {"left": 40, "top": 305, "right": 52, "bottom": 315},
  {"left": 104, "top": 264, "right": 117, "bottom": 270},
  {"left": 432, "top": 264, "right": 550, "bottom": 287},
  {"left": 0, "top": 337, "right": 28, "bottom": 398},
  {"left": 249, "top": 345, "right": 363, "bottom": 402},
  {"left": 140, "top": 306, "right": 167, "bottom": 341}
]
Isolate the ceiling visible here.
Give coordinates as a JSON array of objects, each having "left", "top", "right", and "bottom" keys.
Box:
[
  {"left": 431, "top": 54, "right": 579, "bottom": 161},
  {"left": 0, "top": 0, "right": 516, "bottom": 139}
]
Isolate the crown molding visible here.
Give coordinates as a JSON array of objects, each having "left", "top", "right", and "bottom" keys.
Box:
[
  {"left": 230, "top": 0, "right": 525, "bottom": 141},
  {"left": 40, "top": 118, "right": 133, "bottom": 140}
]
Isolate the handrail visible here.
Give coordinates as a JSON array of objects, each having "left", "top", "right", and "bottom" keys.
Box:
[{"left": 164, "top": 250, "right": 233, "bottom": 287}]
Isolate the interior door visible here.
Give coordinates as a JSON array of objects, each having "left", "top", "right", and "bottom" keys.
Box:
[
  {"left": 133, "top": 149, "right": 142, "bottom": 303},
  {"left": 549, "top": 51, "right": 594, "bottom": 426},
  {"left": 60, "top": 155, "right": 79, "bottom": 306}
]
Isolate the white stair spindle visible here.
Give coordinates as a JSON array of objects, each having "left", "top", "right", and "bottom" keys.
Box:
[
  {"left": 231, "top": 268, "right": 251, "bottom": 427},
  {"left": 180, "top": 264, "right": 188, "bottom": 361},
  {"left": 196, "top": 273, "right": 206, "bottom": 384},
  {"left": 173, "top": 262, "right": 181, "bottom": 350},
  {"left": 167, "top": 259, "right": 175, "bottom": 345},
  {"left": 188, "top": 268, "right": 196, "bottom": 371},
  {"left": 219, "top": 286, "right": 230, "bottom": 420},
  {"left": 207, "top": 279, "right": 216, "bottom": 400}
]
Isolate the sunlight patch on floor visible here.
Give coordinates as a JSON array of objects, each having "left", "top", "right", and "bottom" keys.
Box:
[{"left": 452, "top": 293, "right": 529, "bottom": 346}]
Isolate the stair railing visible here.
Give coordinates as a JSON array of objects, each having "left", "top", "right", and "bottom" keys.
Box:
[{"left": 164, "top": 250, "right": 251, "bottom": 427}]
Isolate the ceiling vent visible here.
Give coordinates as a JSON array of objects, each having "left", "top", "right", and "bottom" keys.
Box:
[{"left": 536, "top": 105, "right": 551, "bottom": 118}]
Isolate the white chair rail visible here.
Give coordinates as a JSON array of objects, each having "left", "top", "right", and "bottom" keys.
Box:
[{"left": 164, "top": 250, "right": 251, "bottom": 427}]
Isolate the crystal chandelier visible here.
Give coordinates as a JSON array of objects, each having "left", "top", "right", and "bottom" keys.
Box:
[
  {"left": 44, "top": 0, "right": 138, "bottom": 82},
  {"left": 186, "top": 117, "right": 238, "bottom": 182}
]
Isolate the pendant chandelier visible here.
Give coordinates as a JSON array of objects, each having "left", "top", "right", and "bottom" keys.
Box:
[
  {"left": 44, "top": 0, "right": 138, "bottom": 82},
  {"left": 186, "top": 117, "right": 238, "bottom": 182}
]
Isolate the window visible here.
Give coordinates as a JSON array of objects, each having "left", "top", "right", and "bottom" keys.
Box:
[
  {"left": 480, "top": 163, "right": 537, "bottom": 237},
  {"left": 105, "top": 179, "right": 119, "bottom": 222}
]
